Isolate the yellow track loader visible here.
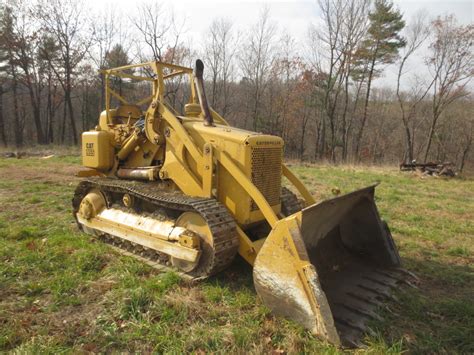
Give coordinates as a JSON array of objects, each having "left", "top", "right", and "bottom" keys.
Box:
[{"left": 73, "top": 60, "right": 406, "bottom": 347}]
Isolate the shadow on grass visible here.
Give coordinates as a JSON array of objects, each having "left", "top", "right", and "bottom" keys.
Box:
[
  {"left": 203, "top": 255, "right": 473, "bottom": 353},
  {"left": 373, "top": 257, "right": 473, "bottom": 353},
  {"left": 206, "top": 257, "right": 255, "bottom": 290}
]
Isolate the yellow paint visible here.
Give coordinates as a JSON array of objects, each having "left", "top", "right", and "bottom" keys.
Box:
[
  {"left": 236, "top": 225, "right": 257, "bottom": 265},
  {"left": 77, "top": 191, "right": 201, "bottom": 263},
  {"left": 282, "top": 164, "right": 316, "bottom": 205},
  {"left": 80, "top": 60, "right": 318, "bottom": 263},
  {"left": 77, "top": 60, "right": 404, "bottom": 346},
  {"left": 202, "top": 143, "right": 214, "bottom": 198},
  {"left": 81, "top": 130, "right": 114, "bottom": 170}
]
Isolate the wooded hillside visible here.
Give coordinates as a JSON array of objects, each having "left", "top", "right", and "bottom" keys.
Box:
[{"left": 0, "top": 0, "right": 473, "bottom": 170}]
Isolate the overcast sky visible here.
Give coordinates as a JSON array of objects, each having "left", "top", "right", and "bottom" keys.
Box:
[{"left": 87, "top": 0, "right": 473, "bottom": 88}]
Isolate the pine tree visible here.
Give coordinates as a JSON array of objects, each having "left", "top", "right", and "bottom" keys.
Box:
[
  {"left": 353, "top": 0, "right": 406, "bottom": 158},
  {"left": 0, "top": 4, "right": 23, "bottom": 147},
  {"left": 104, "top": 44, "right": 131, "bottom": 99}
]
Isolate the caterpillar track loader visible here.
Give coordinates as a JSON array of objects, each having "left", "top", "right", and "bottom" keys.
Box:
[{"left": 73, "top": 59, "right": 408, "bottom": 347}]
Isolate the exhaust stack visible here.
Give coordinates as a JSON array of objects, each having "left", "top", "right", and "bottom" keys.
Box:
[{"left": 194, "top": 59, "right": 214, "bottom": 126}]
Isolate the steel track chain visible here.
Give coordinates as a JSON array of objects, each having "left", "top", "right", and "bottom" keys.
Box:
[
  {"left": 281, "top": 186, "right": 303, "bottom": 216},
  {"left": 72, "top": 178, "right": 239, "bottom": 279}
]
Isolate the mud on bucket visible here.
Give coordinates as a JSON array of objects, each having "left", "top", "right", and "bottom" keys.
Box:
[{"left": 253, "top": 185, "right": 404, "bottom": 347}]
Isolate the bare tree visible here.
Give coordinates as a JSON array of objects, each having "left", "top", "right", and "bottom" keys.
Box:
[
  {"left": 339, "top": 0, "right": 371, "bottom": 161},
  {"left": 296, "top": 68, "right": 317, "bottom": 160},
  {"left": 271, "top": 34, "right": 299, "bottom": 140},
  {"left": 0, "top": 3, "right": 9, "bottom": 146},
  {"left": 89, "top": 7, "right": 121, "bottom": 110},
  {"left": 311, "top": 0, "right": 370, "bottom": 161},
  {"left": 0, "top": 1, "right": 48, "bottom": 144},
  {"left": 396, "top": 10, "right": 431, "bottom": 163},
  {"left": 13, "top": 2, "right": 47, "bottom": 144},
  {"left": 239, "top": 6, "right": 277, "bottom": 131},
  {"left": 203, "top": 18, "right": 236, "bottom": 116},
  {"left": 37, "top": 35, "right": 62, "bottom": 144},
  {"left": 459, "top": 117, "right": 473, "bottom": 172},
  {"left": 36, "top": 0, "right": 92, "bottom": 145},
  {"left": 132, "top": 1, "right": 183, "bottom": 63},
  {"left": 424, "top": 15, "right": 474, "bottom": 162},
  {"left": 311, "top": 0, "right": 345, "bottom": 160},
  {"left": 0, "top": 2, "right": 473, "bottom": 172}
]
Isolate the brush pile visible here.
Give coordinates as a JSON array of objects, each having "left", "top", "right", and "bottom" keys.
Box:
[{"left": 400, "top": 161, "right": 456, "bottom": 177}]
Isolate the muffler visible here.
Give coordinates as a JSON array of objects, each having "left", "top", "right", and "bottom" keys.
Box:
[{"left": 253, "top": 185, "right": 405, "bottom": 347}]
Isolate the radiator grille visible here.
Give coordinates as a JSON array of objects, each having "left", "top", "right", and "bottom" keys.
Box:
[{"left": 250, "top": 146, "right": 282, "bottom": 211}]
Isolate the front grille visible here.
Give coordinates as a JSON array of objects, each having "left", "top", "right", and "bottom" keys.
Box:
[{"left": 250, "top": 146, "right": 282, "bottom": 211}]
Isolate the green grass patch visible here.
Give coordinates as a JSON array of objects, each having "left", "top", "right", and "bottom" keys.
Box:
[
  {"left": 447, "top": 246, "right": 470, "bottom": 257},
  {"left": 0, "top": 157, "right": 473, "bottom": 353}
]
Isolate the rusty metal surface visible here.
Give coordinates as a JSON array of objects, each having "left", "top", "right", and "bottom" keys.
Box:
[
  {"left": 250, "top": 147, "right": 282, "bottom": 211},
  {"left": 116, "top": 167, "right": 158, "bottom": 180},
  {"left": 320, "top": 265, "right": 409, "bottom": 347},
  {"left": 280, "top": 187, "right": 303, "bottom": 216},
  {"left": 254, "top": 185, "right": 407, "bottom": 347},
  {"left": 194, "top": 59, "right": 214, "bottom": 126},
  {"left": 254, "top": 215, "right": 341, "bottom": 345},
  {"left": 72, "top": 178, "right": 239, "bottom": 278}
]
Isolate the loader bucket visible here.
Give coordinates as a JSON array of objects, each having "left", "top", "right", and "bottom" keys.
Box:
[{"left": 253, "top": 185, "right": 403, "bottom": 347}]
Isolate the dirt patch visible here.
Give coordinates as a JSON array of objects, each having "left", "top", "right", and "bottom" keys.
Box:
[
  {"left": 0, "top": 276, "right": 117, "bottom": 350},
  {"left": 164, "top": 286, "right": 207, "bottom": 319},
  {"left": 1, "top": 165, "right": 81, "bottom": 185}
]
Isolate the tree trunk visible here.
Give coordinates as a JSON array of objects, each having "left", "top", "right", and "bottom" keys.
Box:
[
  {"left": 0, "top": 85, "right": 7, "bottom": 147},
  {"left": 320, "top": 114, "right": 326, "bottom": 159},
  {"left": 45, "top": 78, "right": 56, "bottom": 143},
  {"left": 60, "top": 101, "right": 67, "bottom": 144},
  {"left": 66, "top": 88, "right": 78, "bottom": 145},
  {"left": 25, "top": 79, "right": 45, "bottom": 144},
  {"left": 11, "top": 73, "right": 23, "bottom": 147},
  {"left": 64, "top": 64, "right": 78, "bottom": 145},
  {"left": 100, "top": 73, "right": 105, "bottom": 115},
  {"left": 252, "top": 84, "right": 260, "bottom": 132},
  {"left": 341, "top": 70, "right": 351, "bottom": 162},
  {"left": 459, "top": 134, "right": 472, "bottom": 173},
  {"left": 355, "top": 55, "right": 376, "bottom": 160},
  {"left": 424, "top": 119, "right": 439, "bottom": 163},
  {"left": 81, "top": 88, "right": 86, "bottom": 132},
  {"left": 345, "top": 80, "right": 364, "bottom": 162},
  {"left": 300, "top": 113, "right": 309, "bottom": 161},
  {"left": 32, "top": 103, "right": 45, "bottom": 144},
  {"left": 211, "top": 72, "right": 218, "bottom": 108},
  {"left": 423, "top": 109, "right": 440, "bottom": 162},
  {"left": 404, "top": 123, "right": 413, "bottom": 163},
  {"left": 6, "top": 49, "right": 23, "bottom": 147}
]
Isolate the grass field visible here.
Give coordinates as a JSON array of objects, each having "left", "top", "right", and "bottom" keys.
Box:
[{"left": 0, "top": 154, "right": 472, "bottom": 353}]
